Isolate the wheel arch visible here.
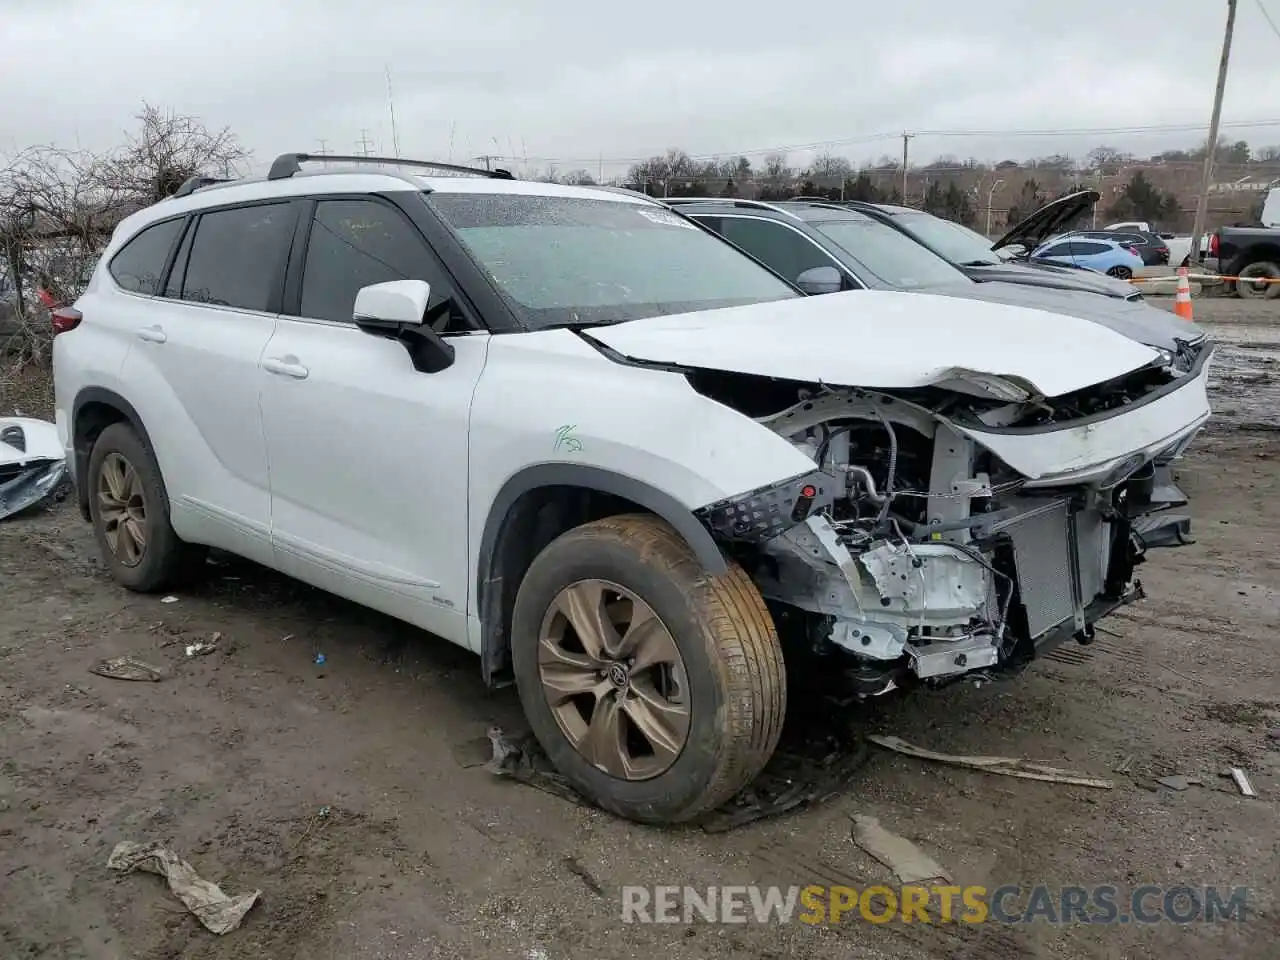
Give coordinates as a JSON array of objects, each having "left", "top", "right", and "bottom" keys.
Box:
[
  {"left": 71, "top": 387, "right": 157, "bottom": 522},
  {"left": 476, "top": 463, "right": 728, "bottom": 687}
]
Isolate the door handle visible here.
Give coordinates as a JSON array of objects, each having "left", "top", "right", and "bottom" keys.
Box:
[
  {"left": 263, "top": 356, "right": 309, "bottom": 380},
  {"left": 136, "top": 325, "right": 167, "bottom": 343}
]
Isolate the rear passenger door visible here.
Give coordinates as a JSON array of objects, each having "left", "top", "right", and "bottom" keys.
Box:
[
  {"left": 119, "top": 200, "right": 299, "bottom": 566},
  {"left": 258, "top": 195, "right": 486, "bottom": 648}
]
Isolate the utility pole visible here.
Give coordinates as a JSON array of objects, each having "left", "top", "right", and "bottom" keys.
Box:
[
  {"left": 356, "top": 130, "right": 375, "bottom": 157},
  {"left": 1189, "top": 0, "right": 1237, "bottom": 269},
  {"left": 901, "top": 132, "right": 913, "bottom": 202}
]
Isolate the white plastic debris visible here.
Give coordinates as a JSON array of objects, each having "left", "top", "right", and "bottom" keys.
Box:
[
  {"left": 1230, "top": 767, "right": 1258, "bottom": 798},
  {"left": 160, "top": 596, "right": 179, "bottom": 604},
  {"left": 0, "top": 417, "right": 66, "bottom": 520},
  {"left": 185, "top": 633, "right": 221, "bottom": 657},
  {"left": 106, "top": 840, "right": 261, "bottom": 934}
]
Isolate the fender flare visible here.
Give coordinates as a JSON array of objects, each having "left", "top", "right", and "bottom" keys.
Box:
[
  {"left": 475, "top": 463, "right": 728, "bottom": 684},
  {"left": 70, "top": 387, "right": 157, "bottom": 521}
]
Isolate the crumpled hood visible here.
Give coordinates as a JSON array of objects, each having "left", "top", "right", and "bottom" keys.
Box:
[
  {"left": 924, "top": 280, "right": 1206, "bottom": 351},
  {"left": 582, "top": 290, "right": 1161, "bottom": 399}
]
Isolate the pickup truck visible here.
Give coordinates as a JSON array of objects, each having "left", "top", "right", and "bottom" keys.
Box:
[{"left": 1206, "top": 189, "right": 1280, "bottom": 299}]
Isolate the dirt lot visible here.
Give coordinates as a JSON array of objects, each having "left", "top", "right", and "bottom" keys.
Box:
[{"left": 2, "top": 299, "right": 1278, "bottom": 959}]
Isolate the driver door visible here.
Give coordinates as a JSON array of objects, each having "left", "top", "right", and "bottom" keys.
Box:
[{"left": 259, "top": 196, "right": 486, "bottom": 648}]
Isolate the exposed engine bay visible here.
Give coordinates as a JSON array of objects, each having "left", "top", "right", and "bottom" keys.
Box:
[{"left": 689, "top": 341, "right": 1211, "bottom": 697}]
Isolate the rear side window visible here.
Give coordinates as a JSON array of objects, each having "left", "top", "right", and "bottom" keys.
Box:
[
  {"left": 108, "top": 218, "right": 184, "bottom": 295},
  {"left": 298, "top": 199, "right": 451, "bottom": 324},
  {"left": 1073, "top": 241, "right": 1110, "bottom": 255},
  {"left": 715, "top": 217, "right": 837, "bottom": 283},
  {"left": 1037, "top": 243, "right": 1072, "bottom": 258},
  {"left": 176, "top": 203, "right": 295, "bottom": 311}
]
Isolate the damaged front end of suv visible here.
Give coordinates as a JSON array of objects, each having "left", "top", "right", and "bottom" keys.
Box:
[{"left": 687, "top": 338, "right": 1213, "bottom": 697}]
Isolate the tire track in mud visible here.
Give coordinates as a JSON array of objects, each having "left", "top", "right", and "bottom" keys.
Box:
[{"left": 747, "top": 838, "right": 1033, "bottom": 959}]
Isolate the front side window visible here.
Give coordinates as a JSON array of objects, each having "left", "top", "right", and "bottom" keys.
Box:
[
  {"left": 298, "top": 199, "right": 452, "bottom": 324},
  {"left": 108, "top": 218, "right": 184, "bottom": 295},
  {"left": 425, "top": 194, "right": 797, "bottom": 329},
  {"left": 177, "top": 203, "right": 295, "bottom": 311},
  {"left": 813, "top": 218, "right": 970, "bottom": 290}
]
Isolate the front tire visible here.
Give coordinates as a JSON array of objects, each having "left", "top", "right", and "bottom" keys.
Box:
[
  {"left": 87, "top": 422, "right": 205, "bottom": 592},
  {"left": 510, "top": 514, "right": 785, "bottom": 824}
]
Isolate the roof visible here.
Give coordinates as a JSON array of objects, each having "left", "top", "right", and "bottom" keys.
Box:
[{"left": 106, "top": 168, "right": 653, "bottom": 255}]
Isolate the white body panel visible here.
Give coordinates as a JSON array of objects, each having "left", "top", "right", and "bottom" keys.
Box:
[
  {"left": 120, "top": 298, "right": 277, "bottom": 566},
  {"left": 954, "top": 354, "right": 1213, "bottom": 484},
  {"left": 258, "top": 320, "right": 486, "bottom": 648},
  {"left": 583, "top": 289, "right": 1159, "bottom": 399}
]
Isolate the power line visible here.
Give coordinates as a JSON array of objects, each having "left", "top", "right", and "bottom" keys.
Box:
[
  {"left": 1255, "top": 0, "right": 1280, "bottom": 40},
  {"left": 489, "top": 118, "right": 1280, "bottom": 168}
]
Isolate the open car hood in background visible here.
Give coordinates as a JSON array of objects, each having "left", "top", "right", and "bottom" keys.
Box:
[{"left": 992, "top": 189, "right": 1100, "bottom": 253}]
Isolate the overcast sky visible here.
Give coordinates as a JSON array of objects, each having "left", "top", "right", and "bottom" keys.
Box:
[{"left": 5, "top": 0, "right": 1280, "bottom": 179}]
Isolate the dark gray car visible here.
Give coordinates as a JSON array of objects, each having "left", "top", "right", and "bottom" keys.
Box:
[
  {"left": 665, "top": 198, "right": 1205, "bottom": 358},
  {"left": 836, "top": 192, "right": 1147, "bottom": 301}
]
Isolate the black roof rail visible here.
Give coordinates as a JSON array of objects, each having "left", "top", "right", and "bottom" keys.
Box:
[
  {"left": 172, "top": 175, "right": 233, "bottom": 198},
  {"left": 267, "top": 152, "right": 515, "bottom": 181}
]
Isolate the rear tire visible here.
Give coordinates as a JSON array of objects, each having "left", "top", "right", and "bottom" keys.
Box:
[
  {"left": 87, "top": 423, "right": 206, "bottom": 592},
  {"left": 1106, "top": 265, "right": 1133, "bottom": 281},
  {"left": 510, "top": 514, "right": 785, "bottom": 824},
  {"left": 1235, "top": 261, "right": 1280, "bottom": 300}
]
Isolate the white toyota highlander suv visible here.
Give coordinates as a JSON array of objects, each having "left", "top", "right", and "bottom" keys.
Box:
[{"left": 53, "top": 153, "right": 1213, "bottom": 824}]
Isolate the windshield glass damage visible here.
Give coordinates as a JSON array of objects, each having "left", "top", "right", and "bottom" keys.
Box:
[{"left": 427, "top": 194, "right": 799, "bottom": 328}]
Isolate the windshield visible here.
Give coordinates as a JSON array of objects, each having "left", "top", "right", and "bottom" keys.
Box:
[
  {"left": 426, "top": 194, "right": 798, "bottom": 328},
  {"left": 892, "top": 213, "right": 1000, "bottom": 266},
  {"left": 812, "top": 218, "right": 971, "bottom": 290}
]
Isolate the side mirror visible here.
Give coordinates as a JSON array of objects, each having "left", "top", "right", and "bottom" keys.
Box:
[
  {"left": 353, "top": 279, "right": 430, "bottom": 326},
  {"left": 353, "top": 279, "right": 455, "bottom": 374},
  {"left": 795, "top": 265, "right": 843, "bottom": 295}
]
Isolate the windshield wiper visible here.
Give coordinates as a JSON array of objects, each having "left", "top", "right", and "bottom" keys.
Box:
[{"left": 960, "top": 259, "right": 999, "bottom": 267}]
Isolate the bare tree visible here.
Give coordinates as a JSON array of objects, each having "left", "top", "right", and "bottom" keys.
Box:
[
  {"left": 2, "top": 103, "right": 250, "bottom": 366},
  {"left": 97, "top": 102, "right": 250, "bottom": 206},
  {"left": 807, "top": 153, "right": 852, "bottom": 182},
  {"left": 1, "top": 147, "right": 121, "bottom": 364}
]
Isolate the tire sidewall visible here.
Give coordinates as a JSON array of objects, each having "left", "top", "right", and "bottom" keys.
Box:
[
  {"left": 87, "top": 423, "right": 177, "bottom": 590},
  {"left": 1237, "top": 262, "right": 1280, "bottom": 300},
  {"left": 510, "top": 528, "right": 733, "bottom": 822}
]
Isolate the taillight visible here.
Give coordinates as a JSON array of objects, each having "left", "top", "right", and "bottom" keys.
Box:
[
  {"left": 51, "top": 306, "right": 82, "bottom": 335},
  {"left": 1209, "top": 233, "right": 1220, "bottom": 257}
]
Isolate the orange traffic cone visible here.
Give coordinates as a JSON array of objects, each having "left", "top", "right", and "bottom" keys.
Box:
[{"left": 1174, "top": 266, "right": 1193, "bottom": 321}]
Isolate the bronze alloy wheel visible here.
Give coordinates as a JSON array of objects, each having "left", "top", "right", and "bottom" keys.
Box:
[
  {"left": 97, "top": 451, "right": 148, "bottom": 567},
  {"left": 537, "top": 579, "right": 691, "bottom": 780}
]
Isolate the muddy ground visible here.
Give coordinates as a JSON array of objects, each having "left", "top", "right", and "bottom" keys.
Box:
[{"left": 2, "top": 299, "right": 1278, "bottom": 959}]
